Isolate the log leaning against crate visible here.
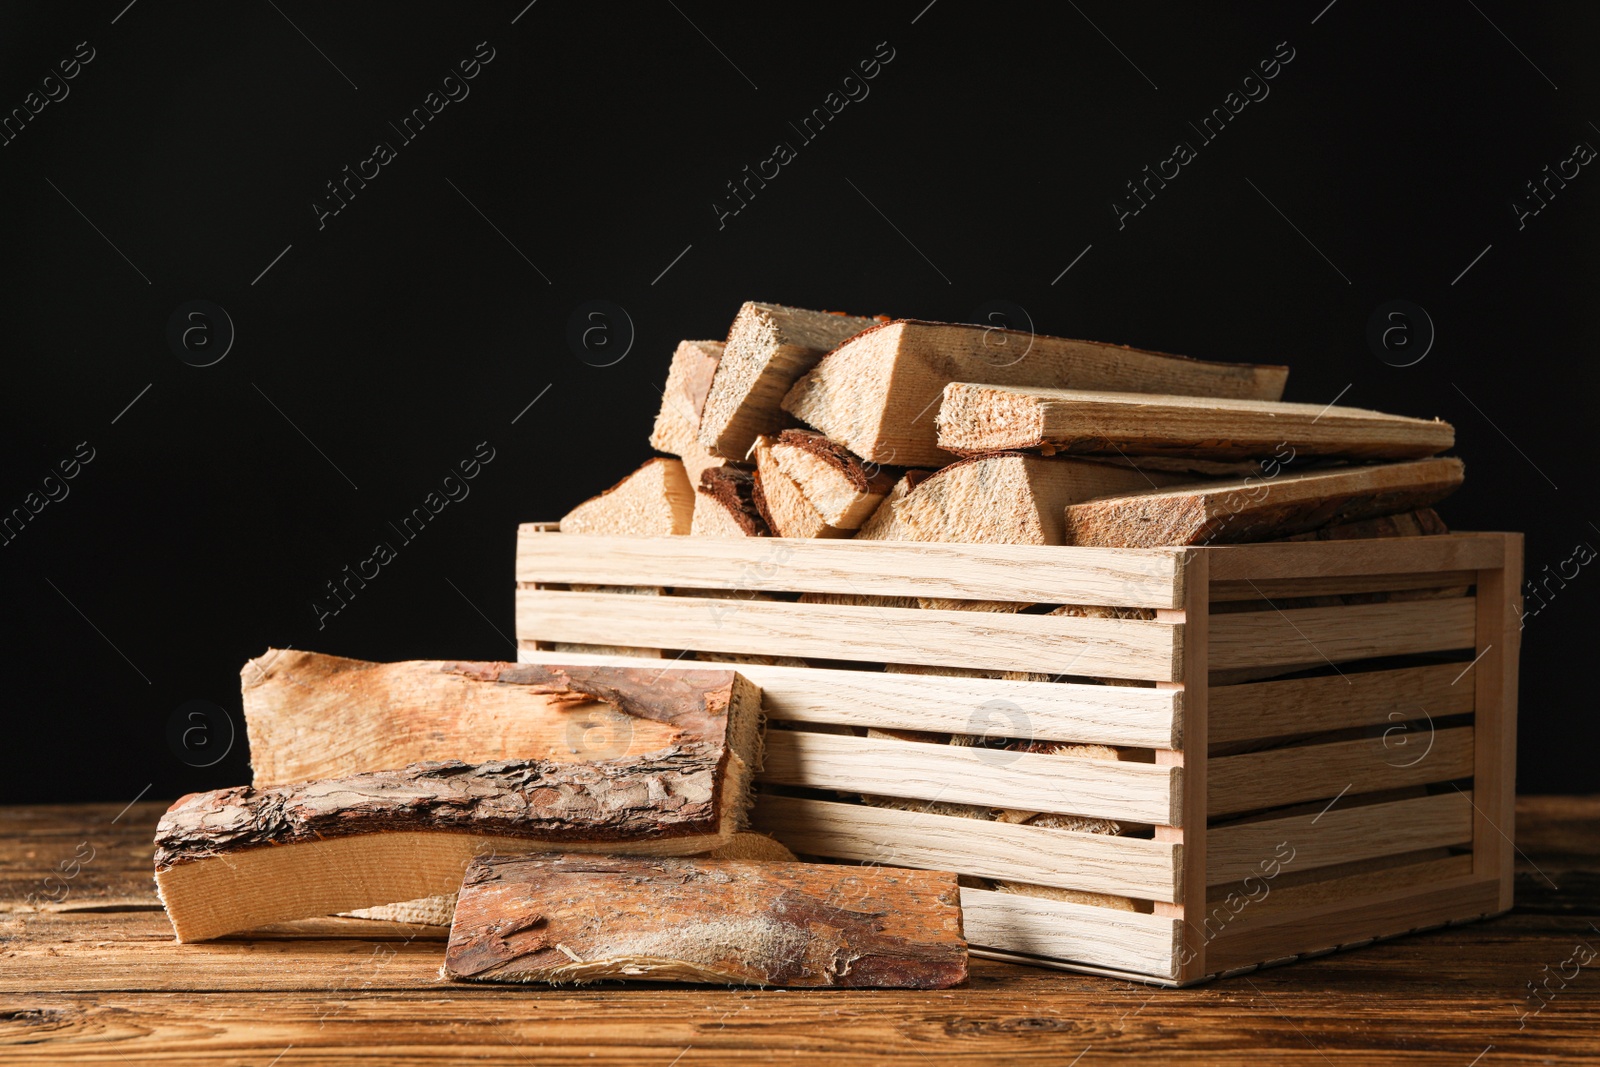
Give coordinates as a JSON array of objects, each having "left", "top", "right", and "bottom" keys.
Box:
[{"left": 531, "top": 302, "right": 1517, "bottom": 984}]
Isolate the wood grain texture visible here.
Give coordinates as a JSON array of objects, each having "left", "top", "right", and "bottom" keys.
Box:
[
  {"left": 1474, "top": 532, "right": 1523, "bottom": 910},
  {"left": 241, "top": 650, "right": 689, "bottom": 787},
  {"left": 1207, "top": 596, "right": 1478, "bottom": 670},
  {"left": 760, "top": 730, "right": 1180, "bottom": 825},
  {"left": 1206, "top": 529, "right": 1507, "bottom": 581},
  {"left": 753, "top": 793, "right": 1181, "bottom": 902},
  {"left": 157, "top": 666, "right": 762, "bottom": 941},
  {"left": 516, "top": 587, "right": 1184, "bottom": 681},
  {"left": 445, "top": 854, "right": 966, "bottom": 987},
  {"left": 959, "top": 888, "right": 1181, "bottom": 978},
  {"left": 518, "top": 525, "right": 1186, "bottom": 607},
  {"left": 518, "top": 649, "right": 1182, "bottom": 749},
  {"left": 1208, "top": 662, "right": 1475, "bottom": 746},
  {"left": 1061, "top": 458, "right": 1466, "bottom": 547},
  {"left": 781, "top": 319, "right": 1290, "bottom": 467},
  {"left": 934, "top": 383, "right": 1453, "bottom": 459},
  {"left": 559, "top": 457, "right": 694, "bottom": 537},
  {"left": 4, "top": 798, "right": 1596, "bottom": 1064}
]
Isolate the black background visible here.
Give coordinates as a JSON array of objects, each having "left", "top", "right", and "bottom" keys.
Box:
[{"left": 1, "top": 1, "right": 1595, "bottom": 804}]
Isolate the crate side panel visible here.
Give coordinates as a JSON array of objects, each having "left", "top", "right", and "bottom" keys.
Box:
[
  {"left": 516, "top": 589, "right": 1182, "bottom": 681},
  {"left": 518, "top": 527, "right": 1184, "bottom": 607},
  {"left": 754, "top": 794, "right": 1181, "bottom": 902},
  {"left": 959, "top": 887, "right": 1181, "bottom": 979},
  {"left": 1208, "top": 663, "right": 1474, "bottom": 747},
  {"left": 1208, "top": 598, "right": 1477, "bottom": 671}
]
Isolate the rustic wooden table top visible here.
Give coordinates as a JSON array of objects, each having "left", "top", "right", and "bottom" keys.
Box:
[{"left": 3, "top": 797, "right": 1597, "bottom": 1065}]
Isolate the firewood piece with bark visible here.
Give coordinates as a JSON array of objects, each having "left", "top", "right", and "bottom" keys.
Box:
[
  {"left": 697, "top": 302, "right": 880, "bottom": 459},
  {"left": 768, "top": 429, "right": 895, "bottom": 530},
  {"left": 443, "top": 854, "right": 967, "bottom": 987},
  {"left": 751, "top": 435, "right": 850, "bottom": 539},
  {"left": 560, "top": 457, "right": 694, "bottom": 536},
  {"left": 242, "top": 650, "right": 712, "bottom": 787},
  {"left": 156, "top": 666, "right": 762, "bottom": 942},
  {"left": 1060, "top": 458, "right": 1465, "bottom": 547},
  {"left": 781, "top": 320, "right": 1290, "bottom": 467},
  {"left": 858, "top": 453, "right": 1184, "bottom": 546},
  {"left": 689, "top": 466, "right": 770, "bottom": 538},
  {"left": 346, "top": 832, "right": 795, "bottom": 925},
  {"left": 649, "top": 339, "right": 728, "bottom": 486},
  {"left": 935, "top": 383, "right": 1454, "bottom": 461},
  {"left": 854, "top": 469, "right": 934, "bottom": 540}
]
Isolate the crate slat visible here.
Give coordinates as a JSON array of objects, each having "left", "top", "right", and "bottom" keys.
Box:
[
  {"left": 1205, "top": 533, "right": 1505, "bottom": 582},
  {"left": 1205, "top": 852, "right": 1474, "bottom": 936},
  {"left": 516, "top": 589, "right": 1183, "bottom": 681},
  {"left": 1207, "top": 727, "right": 1474, "bottom": 817},
  {"left": 1210, "top": 570, "right": 1476, "bottom": 603},
  {"left": 960, "top": 887, "right": 1180, "bottom": 978},
  {"left": 1208, "top": 598, "right": 1477, "bottom": 670},
  {"left": 518, "top": 526, "right": 1185, "bottom": 607},
  {"left": 1209, "top": 663, "right": 1475, "bottom": 747},
  {"left": 1208, "top": 791, "right": 1474, "bottom": 885},
  {"left": 753, "top": 794, "right": 1182, "bottom": 902},
  {"left": 760, "top": 730, "right": 1181, "bottom": 826},
  {"left": 517, "top": 650, "right": 1181, "bottom": 749}
]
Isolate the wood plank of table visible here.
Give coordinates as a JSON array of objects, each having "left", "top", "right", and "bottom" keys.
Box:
[{"left": 1, "top": 798, "right": 1597, "bottom": 1065}]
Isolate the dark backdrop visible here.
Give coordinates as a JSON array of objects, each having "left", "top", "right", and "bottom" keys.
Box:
[{"left": 2, "top": 1, "right": 1595, "bottom": 803}]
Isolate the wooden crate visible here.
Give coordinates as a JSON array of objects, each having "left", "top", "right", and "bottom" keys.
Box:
[{"left": 512, "top": 524, "right": 1522, "bottom": 986}]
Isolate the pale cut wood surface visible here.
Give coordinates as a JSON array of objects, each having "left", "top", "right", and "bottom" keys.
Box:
[
  {"left": 1061, "top": 458, "right": 1466, "bottom": 547},
  {"left": 1207, "top": 596, "right": 1477, "bottom": 670},
  {"left": 1205, "top": 530, "right": 1508, "bottom": 580},
  {"left": 698, "top": 302, "right": 878, "bottom": 458},
  {"left": 1207, "top": 726, "right": 1475, "bottom": 816},
  {"left": 516, "top": 587, "right": 1183, "bottom": 681},
  {"left": 519, "top": 648, "right": 1182, "bottom": 749},
  {"left": 1166, "top": 550, "right": 1210, "bottom": 984},
  {"left": 780, "top": 319, "right": 1290, "bottom": 467},
  {"left": 1208, "top": 791, "right": 1474, "bottom": 884},
  {"left": 959, "top": 887, "right": 1180, "bottom": 979},
  {"left": 558, "top": 457, "right": 694, "bottom": 536},
  {"left": 753, "top": 793, "right": 1181, "bottom": 901},
  {"left": 751, "top": 434, "right": 849, "bottom": 539},
  {"left": 4, "top": 798, "right": 1597, "bottom": 1064},
  {"left": 241, "top": 649, "right": 683, "bottom": 787},
  {"left": 1208, "top": 662, "right": 1475, "bottom": 746},
  {"left": 518, "top": 525, "right": 1186, "bottom": 607},
  {"left": 445, "top": 854, "right": 966, "bottom": 988},
  {"left": 649, "top": 339, "right": 725, "bottom": 458},
  {"left": 934, "top": 383, "right": 1454, "bottom": 459},
  {"left": 770, "top": 429, "right": 893, "bottom": 528},
  {"left": 760, "top": 730, "right": 1179, "bottom": 825},
  {"left": 1207, "top": 853, "right": 1475, "bottom": 934}
]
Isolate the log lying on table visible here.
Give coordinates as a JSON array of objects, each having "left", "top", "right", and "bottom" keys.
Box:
[
  {"left": 781, "top": 320, "right": 1290, "bottom": 467},
  {"left": 751, "top": 435, "right": 849, "bottom": 539},
  {"left": 859, "top": 453, "right": 1183, "bottom": 545},
  {"left": 1061, "top": 458, "right": 1465, "bottom": 547},
  {"left": 243, "top": 651, "right": 731, "bottom": 787},
  {"left": 347, "top": 832, "right": 796, "bottom": 925},
  {"left": 158, "top": 667, "right": 762, "bottom": 942},
  {"left": 444, "top": 854, "right": 966, "bottom": 987},
  {"left": 769, "top": 429, "right": 895, "bottom": 530},
  {"left": 560, "top": 457, "right": 694, "bottom": 536},
  {"left": 689, "top": 465, "right": 770, "bottom": 538},
  {"left": 935, "top": 383, "right": 1454, "bottom": 461},
  {"left": 649, "top": 339, "right": 728, "bottom": 486},
  {"left": 698, "top": 302, "right": 879, "bottom": 459}
]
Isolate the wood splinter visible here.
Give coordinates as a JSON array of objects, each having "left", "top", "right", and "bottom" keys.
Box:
[{"left": 444, "top": 854, "right": 967, "bottom": 987}]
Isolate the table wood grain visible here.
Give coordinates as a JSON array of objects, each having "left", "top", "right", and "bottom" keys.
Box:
[{"left": 2, "top": 797, "right": 1597, "bottom": 1065}]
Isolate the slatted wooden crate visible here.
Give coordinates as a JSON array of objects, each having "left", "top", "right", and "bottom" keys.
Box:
[{"left": 513, "top": 524, "right": 1521, "bottom": 986}]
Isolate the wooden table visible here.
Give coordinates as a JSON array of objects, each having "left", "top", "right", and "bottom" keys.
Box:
[{"left": 3, "top": 798, "right": 1597, "bottom": 1065}]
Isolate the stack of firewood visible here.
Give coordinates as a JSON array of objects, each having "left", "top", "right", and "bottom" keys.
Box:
[{"left": 565, "top": 302, "right": 1462, "bottom": 549}]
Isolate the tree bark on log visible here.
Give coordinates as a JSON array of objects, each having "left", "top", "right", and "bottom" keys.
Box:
[
  {"left": 444, "top": 854, "right": 967, "bottom": 987},
  {"left": 159, "top": 664, "right": 762, "bottom": 942}
]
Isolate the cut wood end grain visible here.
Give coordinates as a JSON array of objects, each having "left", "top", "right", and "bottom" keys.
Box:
[
  {"left": 771, "top": 429, "right": 895, "bottom": 529},
  {"left": 690, "top": 465, "right": 770, "bottom": 538},
  {"left": 649, "top": 340, "right": 725, "bottom": 456},
  {"left": 1061, "top": 458, "right": 1465, "bottom": 548},
  {"left": 935, "top": 383, "right": 1454, "bottom": 461},
  {"left": 560, "top": 457, "right": 695, "bottom": 537},
  {"left": 751, "top": 435, "right": 852, "bottom": 539},
  {"left": 697, "top": 302, "right": 880, "bottom": 459},
  {"left": 443, "top": 854, "right": 966, "bottom": 987},
  {"left": 781, "top": 319, "right": 1291, "bottom": 466}
]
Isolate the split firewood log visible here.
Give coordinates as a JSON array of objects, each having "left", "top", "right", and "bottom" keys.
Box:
[
  {"left": 750, "top": 435, "right": 850, "bottom": 539},
  {"left": 698, "top": 302, "right": 879, "bottom": 459},
  {"left": 781, "top": 319, "right": 1290, "bottom": 467},
  {"left": 689, "top": 465, "right": 770, "bottom": 537},
  {"left": 560, "top": 457, "right": 694, "bottom": 536},
  {"left": 1060, "top": 458, "right": 1465, "bottom": 547},
  {"left": 649, "top": 339, "right": 729, "bottom": 486},
  {"left": 443, "top": 854, "right": 966, "bottom": 987},
  {"left": 158, "top": 666, "right": 762, "bottom": 942},
  {"left": 767, "top": 430, "right": 895, "bottom": 531}
]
